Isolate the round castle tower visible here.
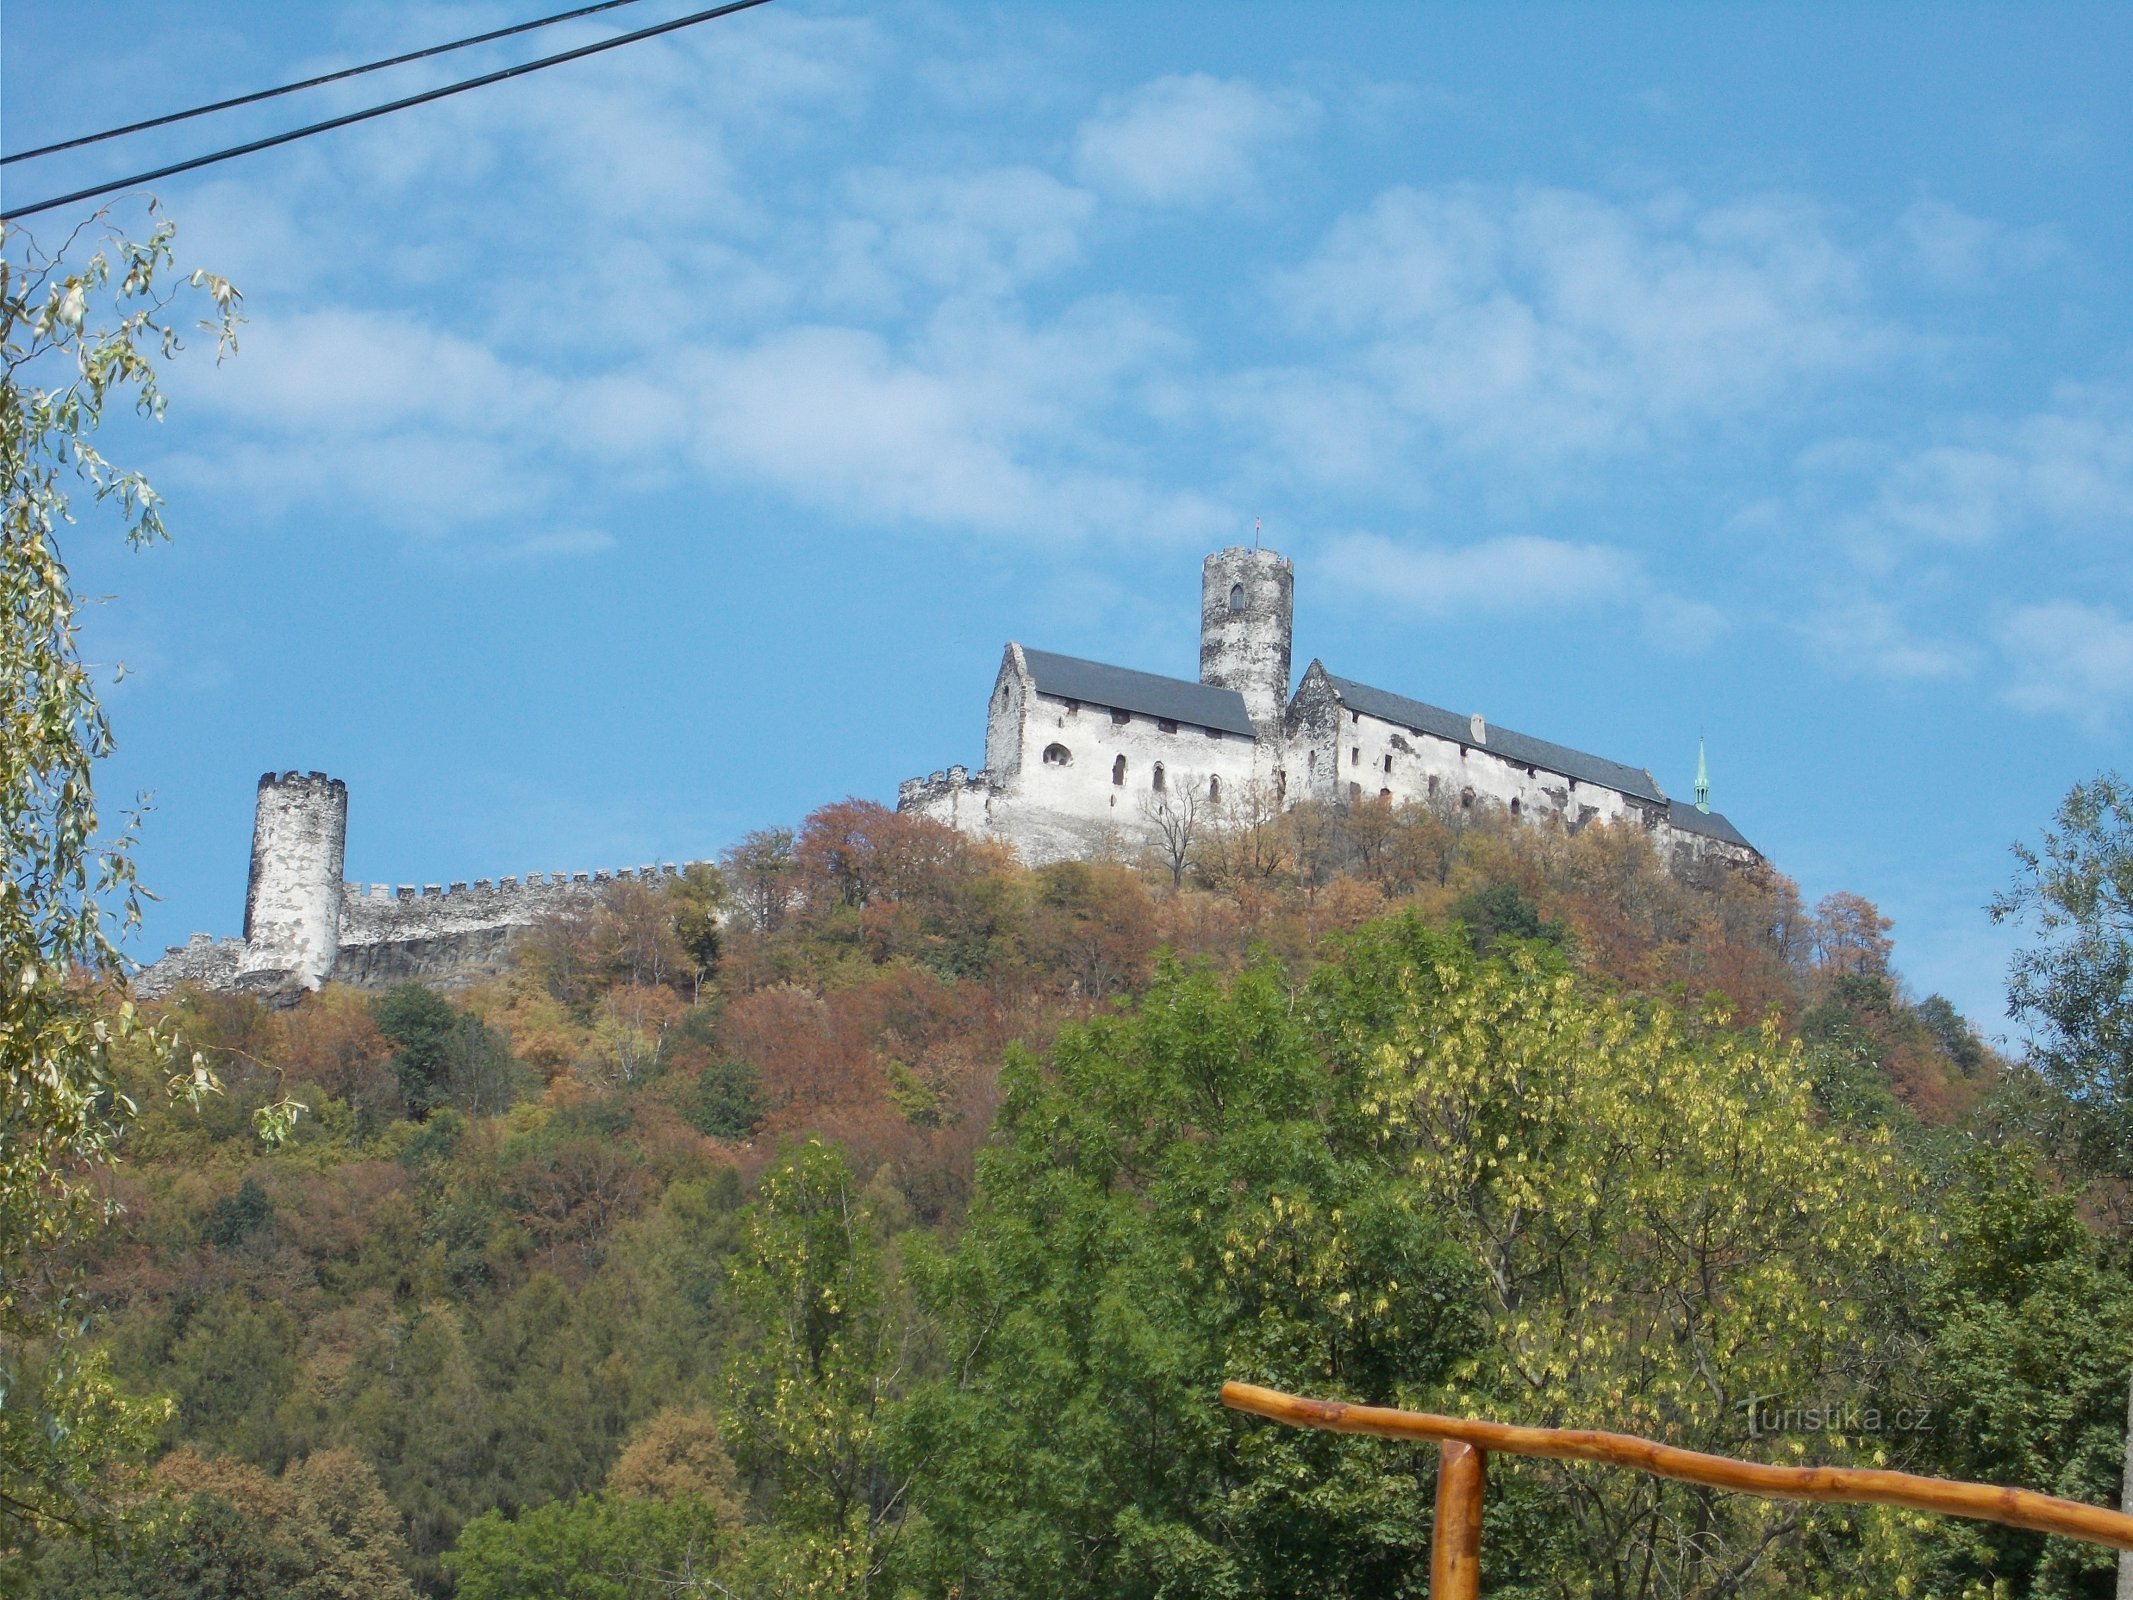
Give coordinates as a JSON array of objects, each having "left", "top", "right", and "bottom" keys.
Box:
[
  {"left": 236, "top": 770, "right": 347, "bottom": 990},
  {"left": 1199, "top": 546, "right": 1294, "bottom": 733}
]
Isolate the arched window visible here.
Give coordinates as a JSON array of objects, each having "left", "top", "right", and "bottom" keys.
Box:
[
  {"left": 1509, "top": 797, "right": 1522, "bottom": 817},
  {"left": 1042, "top": 743, "right": 1071, "bottom": 767},
  {"left": 1112, "top": 755, "right": 1126, "bottom": 786},
  {"left": 1228, "top": 582, "right": 1245, "bottom": 612},
  {"left": 1152, "top": 762, "right": 1166, "bottom": 792},
  {"left": 1209, "top": 776, "right": 1223, "bottom": 803},
  {"left": 1379, "top": 788, "right": 1392, "bottom": 803}
]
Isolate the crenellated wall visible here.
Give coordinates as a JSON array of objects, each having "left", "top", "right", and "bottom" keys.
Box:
[{"left": 132, "top": 773, "right": 719, "bottom": 1000}]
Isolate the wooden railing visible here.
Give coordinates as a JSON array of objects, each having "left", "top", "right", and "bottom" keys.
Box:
[{"left": 1221, "top": 1382, "right": 2133, "bottom": 1600}]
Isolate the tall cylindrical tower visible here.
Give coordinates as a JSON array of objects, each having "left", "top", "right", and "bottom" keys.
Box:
[
  {"left": 1199, "top": 546, "right": 1294, "bottom": 733},
  {"left": 236, "top": 770, "right": 348, "bottom": 989}
]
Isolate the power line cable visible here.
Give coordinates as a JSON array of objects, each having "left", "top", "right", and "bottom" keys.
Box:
[
  {"left": 4, "top": 0, "right": 653, "bottom": 167},
  {"left": 0, "top": 0, "right": 774, "bottom": 224}
]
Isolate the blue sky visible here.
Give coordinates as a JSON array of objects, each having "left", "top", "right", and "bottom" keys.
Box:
[{"left": 6, "top": 2, "right": 2130, "bottom": 1034}]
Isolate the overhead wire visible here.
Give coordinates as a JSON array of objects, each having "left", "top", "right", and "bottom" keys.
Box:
[
  {"left": 3, "top": 0, "right": 653, "bottom": 167},
  {"left": 0, "top": 0, "right": 775, "bottom": 224}
]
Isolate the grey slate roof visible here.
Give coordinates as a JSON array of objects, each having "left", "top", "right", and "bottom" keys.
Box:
[
  {"left": 1021, "top": 647, "right": 1258, "bottom": 737},
  {"left": 1664, "top": 800, "right": 1755, "bottom": 849},
  {"left": 1324, "top": 674, "right": 1670, "bottom": 804}
]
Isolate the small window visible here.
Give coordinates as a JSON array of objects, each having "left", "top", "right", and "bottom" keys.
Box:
[
  {"left": 1158, "top": 718, "right": 1178, "bottom": 734},
  {"left": 1110, "top": 708, "right": 1131, "bottom": 726},
  {"left": 1350, "top": 747, "right": 1360, "bottom": 766},
  {"left": 1460, "top": 787, "right": 1475, "bottom": 810},
  {"left": 1205, "top": 726, "right": 1222, "bottom": 739},
  {"left": 1042, "top": 743, "right": 1071, "bottom": 767},
  {"left": 1306, "top": 750, "right": 1316, "bottom": 774},
  {"left": 1350, "top": 710, "right": 1359, "bottom": 724},
  {"left": 1112, "top": 755, "right": 1127, "bottom": 786},
  {"left": 1064, "top": 699, "right": 1079, "bottom": 717},
  {"left": 1427, "top": 775, "right": 1440, "bottom": 797},
  {"left": 1379, "top": 788, "right": 1392, "bottom": 803},
  {"left": 1349, "top": 782, "right": 1362, "bottom": 802},
  {"left": 1210, "top": 776, "right": 1223, "bottom": 803},
  {"left": 1382, "top": 753, "right": 1393, "bottom": 773},
  {"left": 1228, "top": 582, "right": 1245, "bottom": 612},
  {"left": 1510, "top": 797, "right": 1522, "bottom": 817},
  {"left": 1152, "top": 762, "right": 1166, "bottom": 793}
]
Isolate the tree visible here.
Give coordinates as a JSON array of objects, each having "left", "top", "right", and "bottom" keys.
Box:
[
  {"left": 1988, "top": 773, "right": 2133, "bottom": 1599},
  {"left": 373, "top": 983, "right": 521, "bottom": 1118},
  {"left": 725, "top": 1140, "right": 913, "bottom": 1595},
  {"left": 902, "top": 950, "right": 1482, "bottom": 1600},
  {"left": 1991, "top": 773, "right": 2133, "bottom": 1178},
  {"left": 722, "top": 826, "right": 797, "bottom": 932},
  {"left": 1138, "top": 771, "right": 1208, "bottom": 888},
  {"left": 2, "top": 208, "right": 249, "bottom": 1564}
]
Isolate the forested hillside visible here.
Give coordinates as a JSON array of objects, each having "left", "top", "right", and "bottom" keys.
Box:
[{"left": 34, "top": 798, "right": 2133, "bottom": 1598}]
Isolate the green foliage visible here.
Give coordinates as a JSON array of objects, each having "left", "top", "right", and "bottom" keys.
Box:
[
  {"left": 1, "top": 206, "right": 251, "bottom": 1569},
  {"left": 1447, "top": 878, "right": 1563, "bottom": 954},
  {"left": 448, "top": 1493, "right": 732, "bottom": 1600},
  {"left": 726, "top": 1139, "right": 910, "bottom": 1594},
  {"left": 1991, "top": 772, "right": 2133, "bottom": 1177},
  {"left": 678, "top": 1054, "right": 764, "bottom": 1138},
  {"left": 1909, "top": 1145, "right": 2133, "bottom": 1598},
  {"left": 373, "top": 984, "right": 523, "bottom": 1120},
  {"left": 903, "top": 947, "right": 1485, "bottom": 1599},
  {"left": 38, "top": 1448, "right": 415, "bottom": 1600},
  {"left": 201, "top": 1175, "right": 273, "bottom": 1249}
]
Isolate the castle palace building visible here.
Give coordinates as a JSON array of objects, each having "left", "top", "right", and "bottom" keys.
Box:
[{"left": 897, "top": 546, "right": 1758, "bottom": 869}]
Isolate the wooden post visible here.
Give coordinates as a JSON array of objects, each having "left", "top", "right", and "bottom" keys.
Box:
[
  {"left": 2116, "top": 1367, "right": 2132, "bottom": 1600},
  {"left": 1432, "top": 1439, "right": 1486, "bottom": 1600}
]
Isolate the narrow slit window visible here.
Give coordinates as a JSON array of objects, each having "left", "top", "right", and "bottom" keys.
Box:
[
  {"left": 1210, "top": 776, "right": 1223, "bottom": 803},
  {"left": 1112, "top": 755, "right": 1126, "bottom": 786},
  {"left": 1152, "top": 762, "right": 1166, "bottom": 793}
]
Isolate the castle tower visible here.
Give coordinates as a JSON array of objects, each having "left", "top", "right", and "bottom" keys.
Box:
[
  {"left": 235, "top": 770, "right": 348, "bottom": 990},
  {"left": 1199, "top": 546, "right": 1294, "bottom": 734}
]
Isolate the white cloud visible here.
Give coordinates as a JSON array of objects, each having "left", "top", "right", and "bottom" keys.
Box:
[
  {"left": 828, "top": 166, "right": 1095, "bottom": 306},
  {"left": 1814, "top": 384, "right": 2133, "bottom": 556},
  {"left": 678, "top": 308, "right": 1227, "bottom": 542},
  {"left": 1892, "top": 198, "right": 2060, "bottom": 290},
  {"left": 1998, "top": 601, "right": 2133, "bottom": 732},
  {"left": 1803, "top": 598, "right": 1974, "bottom": 683},
  {"left": 1321, "top": 530, "right": 1721, "bottom": 647},
  {"left": 1324, "top": 531, "right": 1637, "bottom": 613},
  {"left": 1265, "top": 185, "right": 1886, "bottom": 464},
  {"left": 1073, "top": 73, "right": 1317, "bottom": 206}
]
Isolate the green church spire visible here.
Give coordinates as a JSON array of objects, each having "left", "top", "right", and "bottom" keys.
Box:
[{"left": 1694, "top": 737, "right": 1710, "bottom": 814}]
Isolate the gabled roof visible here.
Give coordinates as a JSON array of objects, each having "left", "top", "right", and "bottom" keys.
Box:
[
  {"left": 1322, "top": 674, "right": 1669, "bottom": 804},
  {"left": 1664, "top": 800, "right": 1755, "bottom": 849},
  {"left": 1020, "top": 647, "right": 1257, "bottom": 737}
]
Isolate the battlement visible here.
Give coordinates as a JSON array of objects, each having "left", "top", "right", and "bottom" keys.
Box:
[
  {"left": 897, "top": 764, "right": 990, "bottom": 808},
  {"left": 336, "top": 860, "right": 715, "bottom": 949},
  {"left": 260, "top": 769, "right": 348, "bottom": 795}
]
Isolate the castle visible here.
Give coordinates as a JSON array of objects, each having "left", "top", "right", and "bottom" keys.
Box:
[
  {"left": 136, "top": 545, "right": 1753, "bottom": 1000},
  {"left": 898, "top": 546, "right": 1757, "bottom": 869}
]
